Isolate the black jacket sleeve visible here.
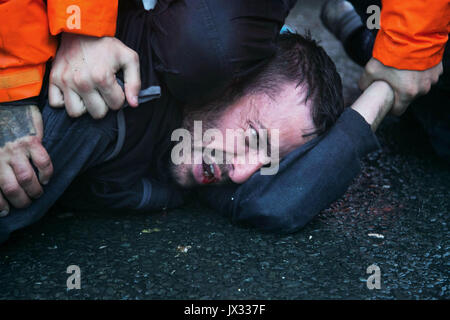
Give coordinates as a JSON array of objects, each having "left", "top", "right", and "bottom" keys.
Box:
[
  {"left": 196, "top": 108, "right": 380, "bottom": 233},
  {"left": 116, "top": 0, "right": 295, "bottom": 105}
]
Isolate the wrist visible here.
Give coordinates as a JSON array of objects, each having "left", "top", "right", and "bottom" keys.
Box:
[{"left": 351, "top": 81, "right": 394, "bottom": 131}]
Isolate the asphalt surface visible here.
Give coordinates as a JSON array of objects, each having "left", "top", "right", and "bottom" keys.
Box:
[{"left": 0, "top": 0, "right": 449, "bottom": 299}]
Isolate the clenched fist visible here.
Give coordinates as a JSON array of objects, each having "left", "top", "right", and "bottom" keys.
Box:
[
  {"left": 49, "top": 33, "right": 141, "bottom": 119},
  {"left": 0, "top": 105, "right": 53, "bottom": 216},
  {"left": 359, "top": 58, "right": 443, "bottom": 116}
]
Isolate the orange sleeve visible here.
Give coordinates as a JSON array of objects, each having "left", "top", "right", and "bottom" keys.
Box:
[
  {"left": 373, "top": 0, "right": 450, "bottom": 71},
  {"left": 47, "top": 0, "right": 118, "bottom": 37}
]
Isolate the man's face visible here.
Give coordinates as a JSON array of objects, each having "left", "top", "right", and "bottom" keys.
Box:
[{"left": 170, "top": 82, "right": 316, "bottom": 187}]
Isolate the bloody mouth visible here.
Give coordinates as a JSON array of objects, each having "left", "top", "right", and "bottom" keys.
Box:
[
  {"left": 201, "top": 161, "right": 218, "bottom": 184},
  {"left": 192, "top": 159, "right": 222, "bottom": 185}
]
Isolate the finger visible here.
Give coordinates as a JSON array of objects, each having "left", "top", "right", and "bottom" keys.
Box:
[
  {"left": 0, "top": 165, "right": 31, "bottom": 209},
  {"left": 80, "top": 90, "right": 109, "bottom": 119},
  {"left": 436, "top": 62, "right": 444, "bottom": 77},
  {"left": 0, "top": 193, "right": 9, "bottom": 217},
  {"left": 432, "top": 67, "right": 442, "bottom": 84},
  {"left": 29, "top": 142, "right": 53, "bottom": 185},
  {"left": 359, "top": 70, "right": 374, "bottom": 91},
  {"left": 10, "top": 155, "right": 43, "bottom": 199},
  {"left": 390, "top": 92, "right": 408, "bottom": 116},
  {"left": 96, "top": 74, "right": 125, "bottom": 111},
  {"left": 64, "top": 89, "right": 86, "bottom": 118},
  {"left": 119, "top": 48, "right": 141, "bottom": 107},
  {"left": 420, "top": 80, "right": 432, "bottom": 96},
  {"left": 49, "top": 68, "right": 65, "bottom": 108},
  {"left": 48, "top": 83, "right": 65, "bottom": 108}
]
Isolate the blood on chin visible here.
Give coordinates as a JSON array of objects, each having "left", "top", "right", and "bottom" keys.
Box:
[{"left": 193, "top": 162, "right": 219, "bottom": 185}]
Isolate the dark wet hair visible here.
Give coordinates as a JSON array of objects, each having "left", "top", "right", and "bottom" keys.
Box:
[
  {"left": 184, "top": 32, "right": 344, "bottom": 137},
  {"left": 213, "top": 32, "right": 345, "bottom": 137}
]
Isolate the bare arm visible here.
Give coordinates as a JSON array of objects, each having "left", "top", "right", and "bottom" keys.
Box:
[
  {"left": 351, "top": 80, "right": 395, "bottom": 130},
  {"left": 359, "top": 58, "right": 442, "bottom": 116}
]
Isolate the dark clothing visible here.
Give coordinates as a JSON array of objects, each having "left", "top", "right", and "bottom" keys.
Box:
[
  {"left": 198, "top": 108, "right": 378, "bottom": 233},
  {"left": 0, "top": 89, "right": 186, "bottom": 244},
  {"left": 0, "top": 103, "right": 118, "bottom": 243},
  {"left": 0, "top": 0, "right": 381, "bottom": 243},
  {"left": 0, "top": 99, "right": 378, "bottom": 243},
  {"left": 116, "top": 0, "right": 297, "bottom": 105}
]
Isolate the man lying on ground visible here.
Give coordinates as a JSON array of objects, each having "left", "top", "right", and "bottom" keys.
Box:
[{"left": 0, "top": 0, "right": 392, "bottom": 243}]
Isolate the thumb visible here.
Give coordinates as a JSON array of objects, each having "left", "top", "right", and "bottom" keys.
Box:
[
  {"left": 118, "top": 48, "right": 141, "bottom": 108},
  {"left": 359, "top": 69, "right": 374, "bottom": 91}
]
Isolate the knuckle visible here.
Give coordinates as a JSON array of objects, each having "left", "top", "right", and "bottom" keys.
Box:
[
  {"left": 27, "top": 136, "right": 41, "bottom": 146},
  {"left": 61, "top": 73, "right": 71, "bottom": 87},
  {"left": 91, "top": 70, "right": 112, "bottom": 88},
  {"left": 13, "top": 136, "right": 37, "bottom": 150},
  {"left": 38, "top": 156, "right": 52, "bottom": 169},
  {"left": 366, "top": 61, "right": 378, "bottom": 74},
  {"left": 404, "top": 85, "right": 419, "bottom": 98},
  {"left": 127, "top": 49, "right": 139, "bottom": 64},
  {"left": 33, "top": 155, "right": 52, "bottom": 171},
  {"left": 13, "top": 139, "right": 29, "bottom": 150},
  {"left": 131, "top": 50, "right": 139, "bottom": 61},
  {"left": 73, "top": 73, "right": 92, "bottom": 92},
  {"left": 49, "top": 71, "right": 61, "bottom": 84},
  {"left": 17, "top": 172, "right": 34, "bottom": 185},
  {"left": 432, "top": 75, "right": 440, "bottom": 84},
  {"left": 2, "top": 183, "right": 20, "bottom": 197}
]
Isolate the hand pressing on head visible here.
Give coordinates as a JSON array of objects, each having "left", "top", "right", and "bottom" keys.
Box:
[
  {"left": 359, "top": 58, "right": 443, "bottom": 116},
  {"left": 49, "top": 33, "right": 141, "bottom": 119}
]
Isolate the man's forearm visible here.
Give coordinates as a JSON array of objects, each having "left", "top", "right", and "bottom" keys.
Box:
[{"left": 351, "top": 80, "right": 394, "bottom": 131}]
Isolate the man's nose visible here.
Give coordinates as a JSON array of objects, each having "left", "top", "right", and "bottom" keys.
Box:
[{"left": 228, "top": 161, "right": 262, "bottom": 184}]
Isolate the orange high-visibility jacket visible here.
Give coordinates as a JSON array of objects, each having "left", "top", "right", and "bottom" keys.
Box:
[
  {"left": 0, "top": 0, "right": 118, "bottom": 103},
  {"left": 373, "top": 0, "right": 450, "bottom": 70},
  {"left": 0, "top": 1, "right": 449, "bottom": 103}
]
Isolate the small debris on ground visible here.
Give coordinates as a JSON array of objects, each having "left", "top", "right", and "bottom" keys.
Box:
[
  {"left": 368, "top": 233, "right": 384, "bottom": 239},
  {"left": 141, "top": 228, "right": 161, "bottom": 234},
  {"left": 177, "top": 245, "right": 192, "bottom": 253}
]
